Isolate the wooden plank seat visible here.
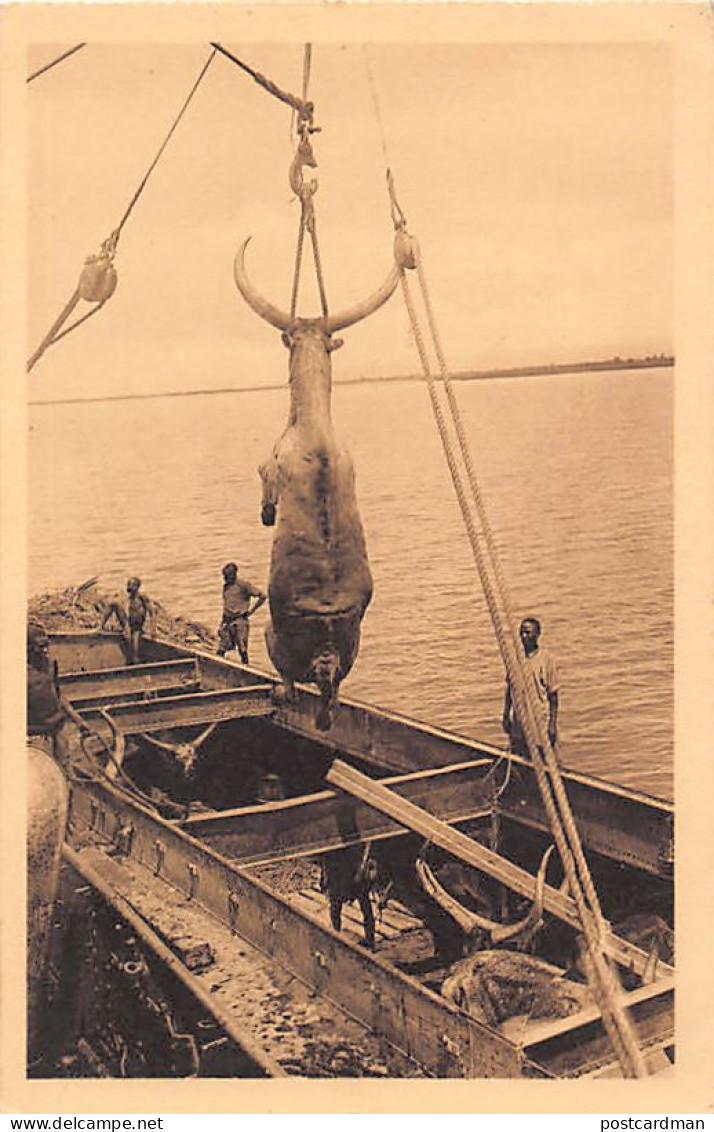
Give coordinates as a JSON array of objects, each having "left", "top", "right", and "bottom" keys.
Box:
[
  {"left": 67, "top": 681, "right": 203, "bottom": 712},
  {"left": 184, "top": 758, "right": 496, "bottom": 865},
  {"left": 60, "top": 659, "right": 200, "bottom": 704},
  {"left": 518, "top": 976, "right": 674, "bottom": 1077},
  {"left": 79, "top": 684, "right": 276, "bottom": 733}
]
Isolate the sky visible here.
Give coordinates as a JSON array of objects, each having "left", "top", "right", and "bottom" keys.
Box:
[{"left": 27, "top": 42, "right": 672, "bottom": 402}]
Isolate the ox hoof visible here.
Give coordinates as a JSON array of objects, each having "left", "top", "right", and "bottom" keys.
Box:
[{"left": 261, "top": 503, "right": 276, "bottom": 526}]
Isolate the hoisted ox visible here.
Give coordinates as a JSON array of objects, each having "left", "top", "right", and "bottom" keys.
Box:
[{"left": 233, "top": 239, "right": 401, "bottom": 729}]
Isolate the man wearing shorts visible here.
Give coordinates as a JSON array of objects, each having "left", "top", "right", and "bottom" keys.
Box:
[
  {"left": 217, "top": 562, "right": 266, "bottom": 664},
  {"left": 100, "top": 576, "right": 155, "bottom": 664}
]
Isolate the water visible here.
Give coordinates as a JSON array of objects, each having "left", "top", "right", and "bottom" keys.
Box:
[{"left": 29, "top": 367, "right": 673, "bottom": 800}]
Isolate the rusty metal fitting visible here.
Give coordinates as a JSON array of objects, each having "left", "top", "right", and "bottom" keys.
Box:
[{"left": 186, "top": 863, "right": 200, "bottom": 899}]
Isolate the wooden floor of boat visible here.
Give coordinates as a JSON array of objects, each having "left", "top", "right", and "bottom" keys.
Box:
[{"left": 288, "top": 885, "right": 424, "bottom": 946}]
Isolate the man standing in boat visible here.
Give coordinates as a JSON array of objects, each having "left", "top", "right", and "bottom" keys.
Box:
[
  {"left": 27, "top": 621, "right": 90, "bottom": 767},
  {"left": 217, "top": 562, "right": 266, "bottom": 664},
  {"left": 502, "top": 617, "right": 560, "bottom": 757},
  {"left": 99, "top": 576, "right": 156, "bottom": 664}
]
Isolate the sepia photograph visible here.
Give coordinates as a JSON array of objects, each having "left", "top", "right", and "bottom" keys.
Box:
[{"left": 3, "top": 2, "right": 714, "bottom": 1115}]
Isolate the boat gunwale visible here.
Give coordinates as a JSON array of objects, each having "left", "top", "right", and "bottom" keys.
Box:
[{"left": 49, "top": 629, "right": 674, "bottom": 817}]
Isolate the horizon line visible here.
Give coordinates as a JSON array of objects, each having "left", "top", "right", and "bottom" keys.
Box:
[{"left": 29, "top": 354, "right": 674, "bottom": 408}]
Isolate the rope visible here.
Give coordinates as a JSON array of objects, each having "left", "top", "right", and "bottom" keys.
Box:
[
  {"left": 414, "top": 251, "right": 608, "bottom": 927},
  {"left": 400, "top": 254, "right": 646, "bottom": 1076},
  {"left": 27, "top": 289, "right": 81, "bottom": 373},
  {"left": 211, "top": 42, "right": 313, "bottom": 120},
  {"left": 302, "top": 44, "right": 313, "bottom": 103},
  {"left": 27, "top": 44, "right": 86, "bottom": 84},
  {"left": 41, "top": 299, "right": 109, "bottom": 348},
  {"left": 28, "top": 48, "right": 217, "bottom": 374},
  {"left": 288, "top": 45, "right": 330, "bottom": 321},
  {"left": 115, "top": 47, "right": 217, "bottom": 236},
  {"left": 364, "top": 50, "right": 646, "bottom": 1073},
  {"left": 290, "top": 219, "right": 307, "bottom": 321},
  {"left": 308, "top": 216, "right": 330, "bottom": 319}
]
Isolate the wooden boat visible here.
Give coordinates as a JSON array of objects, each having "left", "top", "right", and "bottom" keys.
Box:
[{"left": 32, "top": 629, "right": 674, "bottom": 1080}]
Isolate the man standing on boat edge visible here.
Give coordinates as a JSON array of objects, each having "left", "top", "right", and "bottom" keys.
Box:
[
  {"left": 502, "top": 616, "right": 560, "bottom": 757},
  {"left": 217, "top": 561, "right": 267, "bottom": 664},
  {"left": 99, "top": 576, "right": 156, "bottom": 664}
]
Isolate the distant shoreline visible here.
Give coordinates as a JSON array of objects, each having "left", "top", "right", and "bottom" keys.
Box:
[{"left": 30, "top": 355, "right": 674, "bottom": 408}]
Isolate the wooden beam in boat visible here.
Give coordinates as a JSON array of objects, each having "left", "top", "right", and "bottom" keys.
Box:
[
  {"left": 183, "top": 758, "right": 496, "bottom": 864},
  {"left": 79, "top": 685, "right": 275, "bottom": 732},
  {"left": 520, "top": 977, "right": 674, "bottom": 1078},
  {"left": 60, "top": 658, "right": 200, "bottom": 701},
  {"left": 269, "top": 673, "right": 674, "bottom": 878},
  {"left": 325, "top": 759, "right": 672, "bottom": 982},
  {"left": 516, "top": 976, "right": 674, "bottom": 1050}
]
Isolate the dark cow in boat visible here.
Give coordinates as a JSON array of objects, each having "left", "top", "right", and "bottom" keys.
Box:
[
  {"left": 319, "top": 841, "right": 554, "bottom": 961},
  {"left": 233, "top": 239, "right": 400, "bottom": 729}
]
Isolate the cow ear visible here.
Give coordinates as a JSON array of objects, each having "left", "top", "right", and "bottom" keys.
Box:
[
  {"left": 281, "top": 331, "right": 293, "bottom": 349},
  {"left": 327, "top": 336, "right": 344, "bottom": 353}
]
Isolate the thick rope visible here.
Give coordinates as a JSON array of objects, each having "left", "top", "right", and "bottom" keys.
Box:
[
  {"left": 399, "top": 261, "right": 646, "bottom": 1076},
  {"left": 360, "top": 55, "right": 635, "bottom": 1049},
  {"left": 27, "top": 44, "right": 86, "bottom": 84},
  {"left": 366, "top": 43, "right": 648, "bottom": 1066},
  {"left": 414, "top": 252, "right": 607, "bottom": 927}
]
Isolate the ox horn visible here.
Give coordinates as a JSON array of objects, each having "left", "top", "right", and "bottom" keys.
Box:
[
  {"left": 233, "top": 238, "right": 292, "bottom": 332},
  {"left": 324, "top": 265, "right": 400, "bottom": 334},
  {"left": 416, "top": 845, "right": 555, "bottom": 946}
]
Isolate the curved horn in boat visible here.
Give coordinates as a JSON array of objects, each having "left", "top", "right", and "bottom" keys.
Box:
[
  {"left": 490, "top": 844, "right": 554, "bottom": 945},
  {"left": 324, "top": 265, "right": 400, "bottom": 334},
  {"left": 233, "top": 238, "right": 292, "bottom": 332},
  {"left": 416, "top": 857, "right": 501, "bottom": 937},
  {"left": 415, "top": 844, "right": 555, "bottom": 945}
]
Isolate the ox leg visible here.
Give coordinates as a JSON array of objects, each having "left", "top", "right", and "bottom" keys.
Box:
[
  {"left": 313, "top": 651, "right": 339, "bottom": 731},
  {"left": 259, "top": 457, "right": 279, "bottom": 526},
  {"left": 328, "top": 895, "right": 343, "bottom": 934},
  {"left": 358, "top": 892, "right": 376, "bottom": 951}
]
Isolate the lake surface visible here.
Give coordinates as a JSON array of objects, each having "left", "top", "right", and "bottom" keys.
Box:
[{"left": 29, "top": 367, "right": 673, "bottom": 800}]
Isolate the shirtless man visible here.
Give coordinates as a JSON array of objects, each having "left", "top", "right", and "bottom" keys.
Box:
[
  {"left": 100, "top": 576, "right": 156, "bottom": 664},
  {"left": 217, "top": 562, "right": 266, "bottom": 664},
  {"left": 502, "top": 616, "right": 560, "bottom": 757}
]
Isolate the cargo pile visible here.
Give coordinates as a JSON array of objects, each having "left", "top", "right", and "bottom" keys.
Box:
[{"left": 28, "top": 577, "right": 217, "bottom": 650}]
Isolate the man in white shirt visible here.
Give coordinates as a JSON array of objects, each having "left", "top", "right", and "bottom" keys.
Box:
[{"left": 502, "top": 617, "right": 560, "bottom": 757}]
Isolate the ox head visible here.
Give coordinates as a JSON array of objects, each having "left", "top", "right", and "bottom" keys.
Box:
[
  {"left": 416, "top": 845, "right": 555, "bottom": 949},
  {"left": 233, "top": 238, "right": 400, "bottom": 351}
]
